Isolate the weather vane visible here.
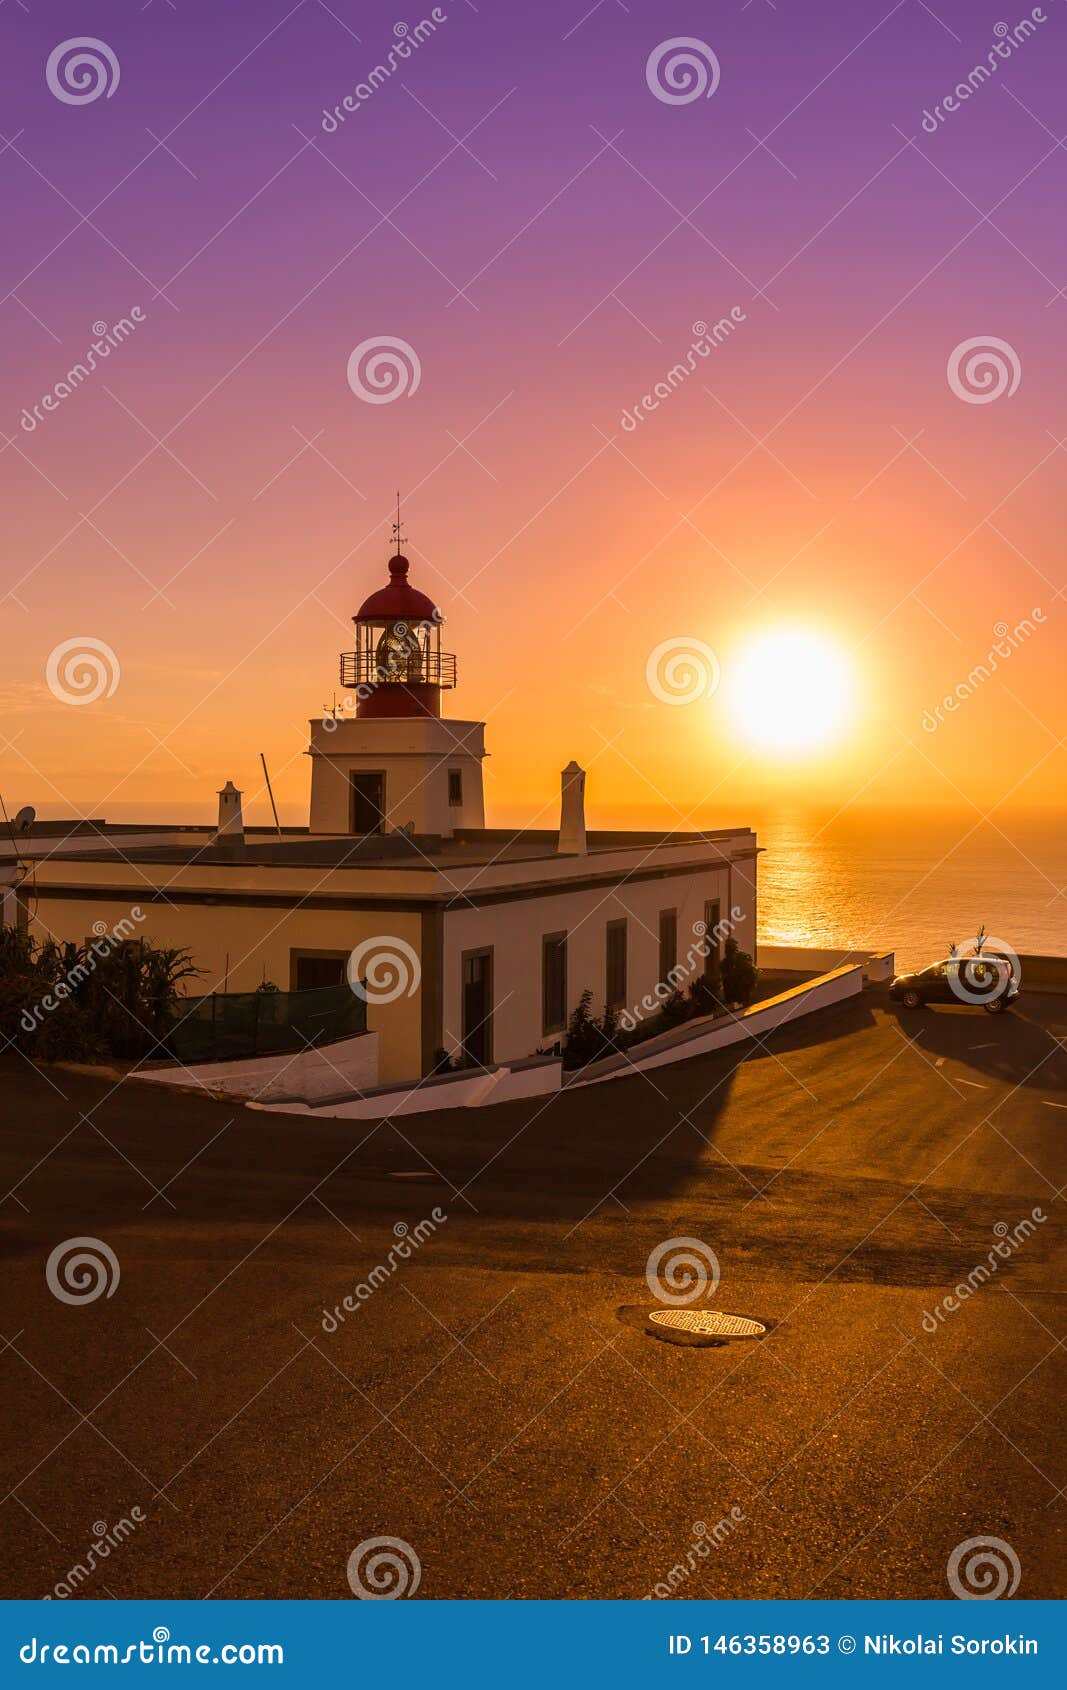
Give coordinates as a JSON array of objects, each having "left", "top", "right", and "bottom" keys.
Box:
[{"left": 391, "top": 490, "right": 407, "bottom": 554}]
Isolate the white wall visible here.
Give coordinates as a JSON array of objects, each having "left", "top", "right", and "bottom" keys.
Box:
[
  {"left": 138, "top": 1028, "right": 380, "bottom": 1103},
  {"left": 441, "top": 859, "right": 755, "bottom": 1066},
  {"left": 308, "top": 716, "right": 486, "bottom": 836},
  {"left": 252, "top": 964, "right": 858, "bottom": 1119},
  {"left": 576, "top": 964, "right": 864, "bottom": 1084},
  {"left": 759, "top": 945, "right": 895, "bottom": 982},
  {"left": 252, "top": 1056, "right": 562, "bottom": 1119}
]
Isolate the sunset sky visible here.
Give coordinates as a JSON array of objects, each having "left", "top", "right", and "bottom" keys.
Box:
[{"left": 1, "top": 0, "right": 1064, "bottom": 831}]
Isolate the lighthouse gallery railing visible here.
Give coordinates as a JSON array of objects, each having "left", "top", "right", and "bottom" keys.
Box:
[{"left": 339, "top": 649, "right": 456, "bottom": 689}]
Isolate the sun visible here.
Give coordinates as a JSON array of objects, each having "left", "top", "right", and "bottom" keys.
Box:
[{"left": 728, "top": 628, "right": 853, "bottom": 753}]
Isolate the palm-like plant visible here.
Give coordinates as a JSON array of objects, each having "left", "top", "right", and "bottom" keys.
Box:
[{"left": 0, "top": 927, "right": 200, "bottom": 1062}]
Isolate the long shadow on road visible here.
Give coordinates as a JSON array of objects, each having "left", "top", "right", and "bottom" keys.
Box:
[
  {"left": 884, "top": 990, "right": 1067, "bottom": 1092},
  {"left": 3, "top": 985, "right": 1060, "bottom": 1298}
]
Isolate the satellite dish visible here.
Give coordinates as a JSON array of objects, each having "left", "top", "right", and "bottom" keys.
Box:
[{"left": 14, "top": 807, "right": 35, "bottom": 833}]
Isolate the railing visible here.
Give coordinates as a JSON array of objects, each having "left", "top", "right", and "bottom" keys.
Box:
[
  {"left": 163, "top": 983, "right": 368, "bottom": 1066},
  {"left": 339, "top": 650, "right": 457, "bottom": 689}
]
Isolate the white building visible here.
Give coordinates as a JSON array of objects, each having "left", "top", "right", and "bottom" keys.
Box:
[{"left": 6, "top": 547, "right": 759, "bottom": 1087}]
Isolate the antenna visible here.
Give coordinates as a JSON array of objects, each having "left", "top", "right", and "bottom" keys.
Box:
[
  {"left": 0, "top": 796, "right": 35, "bottom": 898},
  {"left": 259, "top": 753, "right": 282, "bottom": 836},
  {"left": 0, "top": 794, "right": 33, "bottom": 847}
]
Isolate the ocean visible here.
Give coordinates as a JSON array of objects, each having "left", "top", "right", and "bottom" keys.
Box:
[{"left": 752, "top": 809, "right": 1067, "bottom": 972}]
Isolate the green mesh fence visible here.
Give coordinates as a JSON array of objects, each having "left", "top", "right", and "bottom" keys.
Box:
[{"left": 163, "top": 983, "right": 367, "bottom": 1065}]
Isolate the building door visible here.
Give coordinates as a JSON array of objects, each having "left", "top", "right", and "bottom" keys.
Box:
[
  {"left": 350, "top": 771, "right": 385, "bottom": 834},
  {"left": 462, "top": 949, "right": 493, "bottom": 1067}
]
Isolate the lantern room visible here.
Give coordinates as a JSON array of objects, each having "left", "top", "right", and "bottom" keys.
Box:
[{"left": 341, "top": 552, "right": 456, "bottom": 720}]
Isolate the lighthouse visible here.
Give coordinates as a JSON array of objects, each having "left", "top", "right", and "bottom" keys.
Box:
[
  {"left": 308, "top": 529, "right": 486, "bottom": 838},
  {"left": 16, "top": 510, "right": 759, "bottom": 1085},
  {"left": 342, "top": 549, "right": 454, "bottom": 721}
]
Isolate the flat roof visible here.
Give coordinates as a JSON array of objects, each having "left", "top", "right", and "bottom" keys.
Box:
[
  {"left": 2, "top": 821, "right": 310, "bottom": 838},
  {"left": 3, "top": 823, "right": 754, "bottom": 873}
]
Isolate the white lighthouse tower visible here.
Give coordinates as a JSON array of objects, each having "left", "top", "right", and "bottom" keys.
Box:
[{"left": 308, "top": 517, "right": 486, "bottom": 838}]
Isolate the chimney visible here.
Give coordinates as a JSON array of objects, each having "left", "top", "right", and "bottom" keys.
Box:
[
  {"left": 215, "top": 781, "right": 244, "bottom": 847},
  {"left": 558, "top": 761, "right": 587, "bottom": 855}
]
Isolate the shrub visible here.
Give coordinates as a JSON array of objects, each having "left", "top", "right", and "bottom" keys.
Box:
[
  {"left": 431, "top": 1045, "right": 469, "bottom": 1074},
  {"left": 721, "top": 937, "right": 758, "bottom": 1008},
  {"left": 658, "top": 987, "right": 690, "bottom": 1028},
  {"left": 687, "top": 951, "right": 723, "bottom": 1018},
  {"left": 599, "top": 1002, "right": 625, "bottom": 1058},
  {"left": 560, "top": 949, "right": 756, "bottom": 1067},
  {"left": 563, "top": 989, "right": 602, "bottom": 1069},
  {"left": 1, "top": 926, "right": 200, "bottom": 1063}
]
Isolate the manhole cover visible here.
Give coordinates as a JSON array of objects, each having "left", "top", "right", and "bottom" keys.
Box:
[{"left": 648, "top": 1309, "right": 766, "bottom": 1339}]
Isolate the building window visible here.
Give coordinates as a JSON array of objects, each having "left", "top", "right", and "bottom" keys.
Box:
[
  {"left": 659, "top": 909, "right": 677, "bottom": 984},
  {"left": 350, "top": 770, "right": 385, "bottom": 834},
  {"left": 461, "top": 948, "right": 493, "bottom": 1067},
  {"left": 703, "top": 899, "right": 722, "bottom": 977},
  {"left": 291, "top": 952, "right": 348, "bottom": 991},
  {"left": 606, "top": 919, "right": 627, "bottom": 1010},
  {"left": 542, "top": 931, "right": 567, "bottom": 1034},
  {"left": 448, "top": 768, "right": 463, "bottom": 807}
]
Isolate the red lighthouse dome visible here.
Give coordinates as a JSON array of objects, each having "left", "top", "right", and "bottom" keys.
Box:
[
  {"left": 354, "top": 553, "right": 440, "bottom": 623},
  {"left": 341, "top": 549, "right": 456, "bottom": 720}
]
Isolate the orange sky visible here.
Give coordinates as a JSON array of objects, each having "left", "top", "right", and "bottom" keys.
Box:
[
  {"left": 3, "top": 0, "right": 1064, "bottom": 832},
  {"left": 5, "top": 446, "right": 1059, "bottom": 834}
]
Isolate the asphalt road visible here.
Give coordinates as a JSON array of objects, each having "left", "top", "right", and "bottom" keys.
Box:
[{"left": 1, "top": 984, "right": 1064, "bottom": 1601}]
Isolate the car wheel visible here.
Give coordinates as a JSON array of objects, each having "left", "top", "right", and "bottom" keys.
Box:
[
  {"left": 901, "top": 989, "right": 921, "bottom": 1010},
  {"left": 985, "top": 997, "right": 1007, "bottom": 1015}
]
